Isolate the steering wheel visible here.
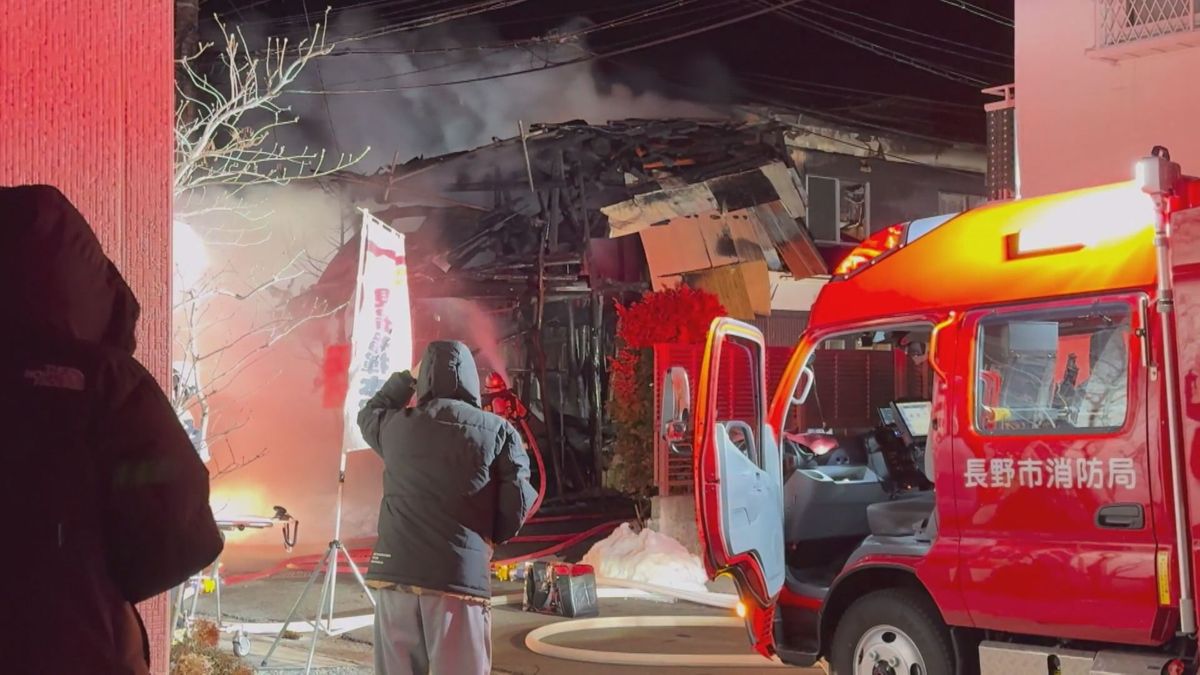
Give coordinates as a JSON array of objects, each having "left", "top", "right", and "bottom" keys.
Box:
[{"left": 782, "top": 437, "right": 819, "bottom": 471}]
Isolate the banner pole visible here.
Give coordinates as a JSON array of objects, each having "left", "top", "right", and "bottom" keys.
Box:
[{"left": 262, "top": 211, "right": 381, "bottom": 671}]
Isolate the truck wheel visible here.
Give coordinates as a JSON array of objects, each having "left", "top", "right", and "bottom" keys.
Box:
[{"left": 829, "top": 589, "right": 954, "bottom": 675}]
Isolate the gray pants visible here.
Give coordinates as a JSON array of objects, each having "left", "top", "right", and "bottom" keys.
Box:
[{"left": 373, "top": 588, "right": 491, "bottom": 675}]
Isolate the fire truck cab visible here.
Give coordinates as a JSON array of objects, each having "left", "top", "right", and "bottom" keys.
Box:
[{"left": 673, "top": 151, "right": 1200, "bottom": 674}]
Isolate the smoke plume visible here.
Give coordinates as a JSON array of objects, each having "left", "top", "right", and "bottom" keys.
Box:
[{"left": 253, "top": 8, "right": 734, "bottom": 171}]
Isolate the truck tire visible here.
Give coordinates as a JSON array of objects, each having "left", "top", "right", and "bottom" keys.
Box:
[{"left": 828, "top": 588, "right": 955, "bottom": 675}]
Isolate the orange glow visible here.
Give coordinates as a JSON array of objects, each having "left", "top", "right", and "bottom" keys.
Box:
[
  {"left": 810, "top": 182, "right": 1158, "bottom": 330},
  {"left": 736, "top": 600, "right": 748, "bottom": 618},
  {"left": 209, "top": 486, "right": 273, "bottom": 542},
  {"left": 833, "top": 224, "right": 906, "bottom": 276}
]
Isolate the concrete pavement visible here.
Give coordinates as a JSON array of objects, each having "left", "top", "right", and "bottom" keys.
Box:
[{"left": 184, "top": 574, "right": 822, "bottom": 674}]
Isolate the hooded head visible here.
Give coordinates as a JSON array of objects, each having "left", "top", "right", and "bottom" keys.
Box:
[
  {"left": 0, "top": 185, "right": 140, "bottom": 353},
  {"left": 416, "top": 340, "right": 482, "bottom": 407}
]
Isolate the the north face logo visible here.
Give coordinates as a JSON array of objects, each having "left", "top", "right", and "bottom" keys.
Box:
[{"left": 24, "top": 365, "right": 86, "bottom": 391}]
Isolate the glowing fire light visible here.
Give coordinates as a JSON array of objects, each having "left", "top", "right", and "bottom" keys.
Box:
[{"left": 209, "top": 487, "right": 272, "bottom": 541}]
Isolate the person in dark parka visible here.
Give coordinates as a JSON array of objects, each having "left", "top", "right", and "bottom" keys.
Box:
[
  {"left": 358, "top": 341, "right": 536, "bottom": 675},
  {"left": 0, "top": 186, "right": 224, "bottom": 674}
]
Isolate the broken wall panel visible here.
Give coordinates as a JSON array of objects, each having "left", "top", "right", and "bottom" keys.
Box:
[
  {"left": 602, "top": 182, "right": 720, "bottom": 235},
  {"left": 749, "top": 202, "right": 828, "bottom": 277},
  {"left": 639, "top": 216, "right": 715, "bottom": 285},
  {"left": 686, "top": 260, "right": 772, "bottom": 320}
]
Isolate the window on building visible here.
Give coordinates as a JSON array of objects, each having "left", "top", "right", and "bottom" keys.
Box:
[
  {"left": 806, "top": 176, "right": 871, "bottom": 243},
  {"left": 938, "top": 191, "right": 986, "bottom": 214},
  {"left": 1096, "top": 0, "right": 1200, "bottom": 48},
  {"left": 975, "top": 305, "right": 1131, "bottom": 435}
]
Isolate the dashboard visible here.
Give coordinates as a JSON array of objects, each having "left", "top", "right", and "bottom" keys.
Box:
[{"left": 781, "top": 399, "right": 933, "bottom": 491}]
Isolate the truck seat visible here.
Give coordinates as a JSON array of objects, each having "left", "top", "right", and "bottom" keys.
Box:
[{"left": 865, "top": 491, "right": 935, "bottom": 537}]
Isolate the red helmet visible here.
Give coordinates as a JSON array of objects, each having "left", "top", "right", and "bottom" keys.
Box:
[{"left": 484, "top": 372, "right": 507, "bottom": 393}]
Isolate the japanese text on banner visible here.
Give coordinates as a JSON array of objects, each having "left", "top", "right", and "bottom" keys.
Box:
[{"left": 342, "top": 211, "right": 413, "bottom": 453}]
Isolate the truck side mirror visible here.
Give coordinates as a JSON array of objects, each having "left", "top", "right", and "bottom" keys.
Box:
[
  {"left": 792, "top": 366, "right": 816, "bottom": 406},
  {"left": 661, "top": 366, "right": 693, "bottom": 455}
]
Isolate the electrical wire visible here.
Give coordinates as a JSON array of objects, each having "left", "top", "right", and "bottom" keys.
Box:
[
  {"left": 739, "top": 72, "right": 985, "bottom": 112},
  {"left": 321, "top": 0, "right": 708, "bottom": 87},
  {"left": 339, "top": 0, "right": 532, "bottom": 44},
  {"left": 937, "top": 0, "right": 1014, "bottom": 28},
  {"left": 595, "top": 57, "right": 983, "bottom": 177},
  {"left": 798, "top": 1, "right": 1011, "bottom": 67},
  {"left": 320, "top": 0, "right": 662, "bottom": 55},
  {"left": 764, "top": 1, "right": 991, "bottom": 88},
  {"left": 290, "top": 0, "right": 805, "bottom": 94},
  {"left": 809, "top": 0, "right": 1011, "bottom": 59}
]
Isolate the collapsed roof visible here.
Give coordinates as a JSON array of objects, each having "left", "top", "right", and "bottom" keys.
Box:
[{"left": 308, "top": 117, "right": 826, "bottom": 316}]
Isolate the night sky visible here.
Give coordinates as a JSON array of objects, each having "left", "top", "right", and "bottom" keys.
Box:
[{"left": 198, "top": 0, "right": 1014, "bottom": 152}]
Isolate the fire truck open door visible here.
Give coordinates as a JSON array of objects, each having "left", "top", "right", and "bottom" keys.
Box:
[{"left": 693, "top": 318, "right": 785, "bottom": 656}]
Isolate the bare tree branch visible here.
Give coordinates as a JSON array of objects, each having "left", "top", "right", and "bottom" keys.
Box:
[
  {"left": 175, "top": 10, "right": 367, "bottom": 218},
  {"left": 172, "top": 14, "right": 365, "bottom": 481}
]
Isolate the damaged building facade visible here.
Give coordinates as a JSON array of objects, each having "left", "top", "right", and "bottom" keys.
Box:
[{"left": 310, "top": 113, "right": 985, "bottom": 497}]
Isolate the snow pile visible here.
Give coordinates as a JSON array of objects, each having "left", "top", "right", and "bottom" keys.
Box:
[{"left": 581, "top": 523, "right": 709, "bottom": 594}]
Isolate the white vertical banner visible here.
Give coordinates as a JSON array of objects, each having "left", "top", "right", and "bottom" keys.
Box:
[{"left": 342, "top": 209, "right": 414, "bottom": 453}]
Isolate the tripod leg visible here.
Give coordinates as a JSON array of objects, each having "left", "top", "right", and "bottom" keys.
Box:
[
  {"left": 170, "top": 583, "right": 184, "bottom": 640},
  {"left": 189, "top": 576, "right": 201, "bottom": 628},
  {"left": 327, "top": 544, "right": 338, "bottom": 625},
  {"left": 261, "top": 552, "right": 326, "bottom": 667},
  {"left": 305, "top": 548, "right": 336, "bottom": 673},
  {"left": 338, "top": 541, "right": 377, "bottom": 609},
  {"left": 213, "top": 558, "right": 223, "bottom": 630}
]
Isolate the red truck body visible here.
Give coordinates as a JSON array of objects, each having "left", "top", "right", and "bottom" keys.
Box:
[{"left": 685, "top": 156, "right": 1200, "bottom": 673}]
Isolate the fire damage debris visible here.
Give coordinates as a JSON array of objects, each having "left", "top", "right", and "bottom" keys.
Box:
[{"left": 300, "top": 117, "right": 826, "bottom": 497}]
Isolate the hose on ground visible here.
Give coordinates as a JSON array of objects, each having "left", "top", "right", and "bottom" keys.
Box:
[{"left": 218, "top": 578, "right": 786, "bottom": 669}]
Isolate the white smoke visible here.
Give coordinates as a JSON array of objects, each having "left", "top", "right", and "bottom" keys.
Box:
[{"left": 254, "top": 9, "right": 733, "bottom": 172}]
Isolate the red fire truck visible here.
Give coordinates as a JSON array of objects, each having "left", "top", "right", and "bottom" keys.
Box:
[{"left": 664, "top": 150, "right": 1200, "bottom": 674}]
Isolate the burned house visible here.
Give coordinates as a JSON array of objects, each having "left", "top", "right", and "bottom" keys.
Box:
[
  {"left": 305, "top": 115, "right": 983, "bottom": 497},
  {"left": 301, "top": 118, "right": 816, "bottom": 495}
]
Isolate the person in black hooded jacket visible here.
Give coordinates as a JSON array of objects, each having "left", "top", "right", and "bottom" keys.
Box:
[
  {"left": 0, "top": 185, "right": 224, "bottom": 674},
  {"left": 358, "top": 340, "right": 536, "bottom": 675}
]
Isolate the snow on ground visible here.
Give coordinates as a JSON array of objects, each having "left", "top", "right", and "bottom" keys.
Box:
[{"left": 581, "top": 522, "right": 710, "bottom": 593}]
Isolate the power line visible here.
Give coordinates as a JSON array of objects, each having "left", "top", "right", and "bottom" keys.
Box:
[
  {"left": 740, "top": 73, "right": 982, "bottom": 111},
  {"left": 320, "top": 0, "right": 714, "bottom": 88},
  {"left": 292, "top": 0, "right": 805, "bottom": 94},
  {"left": 937, "top": 0, "right": 1014, "bottom": 28},
  {"left": 792, "top": 4, "right": 1009, "bottom": 68},
  {"left": 766, "top": 2, "right": 991, "bottom": 88},
  {"left": 338, "top": 0, "right": 532, "bottom": 44},
  {"left": 601, "top": 58, "right": 983, "bottom": 151},
  {"left": 809, "top": 0, "right": 1012, "bottom": 61},
  {"left": 309, "top": 0, "right": 664, "bottom": 56}
]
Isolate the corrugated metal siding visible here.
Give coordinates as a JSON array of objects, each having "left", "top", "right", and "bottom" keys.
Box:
[
  {"left": 751, "top": 311, "right": 810, "bottom": 347},
  {"left": 801, "top": 350, "right": 899, "bottom": 431},
  {"left": 1, "top": 2, "right": 173, "bottom": 672}
]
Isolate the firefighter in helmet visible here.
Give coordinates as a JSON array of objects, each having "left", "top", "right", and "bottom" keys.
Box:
[{"left": 482, "top": 372, "right": 528, "bottom": 422}]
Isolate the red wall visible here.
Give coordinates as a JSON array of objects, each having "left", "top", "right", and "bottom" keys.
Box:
[{"left": 1, "top": 2, "right": 174, "bottom": 672}]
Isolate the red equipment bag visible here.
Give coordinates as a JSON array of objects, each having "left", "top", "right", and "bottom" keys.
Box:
[{"left": 522, "top": 561, "right": 600, "bottom": 618}]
